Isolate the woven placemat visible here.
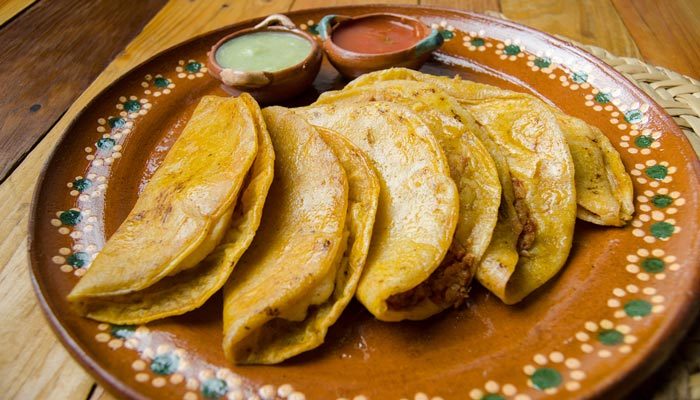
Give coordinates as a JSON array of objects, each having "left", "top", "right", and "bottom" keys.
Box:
[{"left": 563, "top": 38, "right": 700, "bottom": 400}]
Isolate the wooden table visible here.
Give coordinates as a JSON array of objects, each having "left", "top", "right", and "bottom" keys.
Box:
[{"left": 1, "top": 1, "right": 698, "bottom": 399}]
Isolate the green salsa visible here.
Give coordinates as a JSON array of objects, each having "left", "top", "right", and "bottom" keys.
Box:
[{"left": 215, "top": 31, "right": 312, "bottom": 72}]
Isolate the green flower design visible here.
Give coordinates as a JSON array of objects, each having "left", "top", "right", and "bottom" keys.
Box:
[
  {"left": 72, "top": 178, "right": 92, "bottom": 192},
  {"left": 96, "top": 137, "right": 116, "bottom": 150},
  {"left": 594, "top": 92, "right": 611, "bottom": 104},
  {"left": 624, "top": 300, "right": 652, "bottom": 317},
  {"left": 108, "top": 116, "right": 126, "bottom": 129},
  {"left": 571, "top": 71, "right": 588, "bottom": 84},
  {"left": 151, "top": 352, "right": 180, "bottom": 375},
  {"left": 645, "top": 165, "right": 668, "bottom": 180},
  {"left": 110, "top": 324, "right": 136, "bottom": 339},
  {"left": 471, "top": 37, "right": 485, "bottom": 47},
  {"left": 504, "top": 44, "right": 520, "bottom": 55},
  {"left": 641, "top": 257, "right": 664, "bottom": 273},
  {"left": 67, "top": 252, "right": 90, "bottom": 268},
  {"left": 201, "top": 378, "right": 228, "bottom": 398},
  {"left": 634, "top": 135, "right": 653, "bottom": 148},
  {"left": 534, "top": 57, "right": 551, "bottom": 68},
  {"left": 178, "top": 60, "right": 207, "bottom": 79},
  {"left": 123, "top": 100, "right": 141, "bottom": 113},
  {"left": 59, "top": 210, "right": 82, "bottom": 226},
  {"left": 185, "top": 61, "right": 202, "bottom": 73},
  {"left": 531, "top": 368, "right": 562, "bottom": 390},
  {"left": 154, "top": 77, "right": 170, "bottom": 88},
  {"left": 651, "top": 194, "right": 673, "bottom": 208},
  {"left": 625, "top": 109, "right": 643, "bottom": 124},
  {"left": 598, "top": 329, "right": 624, "bottom": 346},
  {"left": 650, "top": 221, "right": 674, "bottom": 238}
]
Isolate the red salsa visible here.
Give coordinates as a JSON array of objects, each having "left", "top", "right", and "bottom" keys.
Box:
[{"left": 332, "top": 16, "right": 422, "bottom": 54}]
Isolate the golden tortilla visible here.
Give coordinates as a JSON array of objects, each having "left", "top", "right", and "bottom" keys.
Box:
[
  {"left": 557, "top": 116, "right": 634, "bottom": 226},
  {"left": 68, "top": 94, "right": 262, "bottom": 321},
  {"left": 468, "top": 96, "right": 576, "bottom": 303},
  {"left": 225, "top": 126, "right": 380, "bottom": 364},
  {"left": 297, "top": 102, "right": 460, "bottom": 320},
  {"left": 223, "top": 107, "right": 349, "bottom": 364},
  {"left": 74, "top": 95, "right": 274, "bottom": 324}
]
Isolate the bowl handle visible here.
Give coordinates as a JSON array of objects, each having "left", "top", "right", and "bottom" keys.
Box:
[
  {"left": 318, "top": 14, "right": 352, "bottom": 41},
  {"left": 219, "top": 69, "right": 271, "bottom": 89},
  {"left": 254, "top": 14, "right": 296, "bottom": 29},
  {"left": 414, "top": 29, "right": 444, "bottom": 57}
]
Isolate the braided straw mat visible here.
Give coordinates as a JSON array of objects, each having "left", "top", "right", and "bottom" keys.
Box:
[{"left": 484, "top": 11, "right": 700, "bottom": 399}]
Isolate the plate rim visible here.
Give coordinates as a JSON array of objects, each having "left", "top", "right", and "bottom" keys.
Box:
[{"left": 27, "top": 4, "right": 700, "bottom": 399}]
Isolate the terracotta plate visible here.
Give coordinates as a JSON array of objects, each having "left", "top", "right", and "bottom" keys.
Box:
[{"left": 29, "top": 5, "right": 700, "bottom": 400}]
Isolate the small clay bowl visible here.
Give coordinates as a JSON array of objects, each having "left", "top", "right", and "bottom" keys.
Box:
[
  {"left": 207, "top": 14, "right": 322, "bottom": 104},
  {"left": 318, "top": 13, "right": 444, "bottom": 79}
]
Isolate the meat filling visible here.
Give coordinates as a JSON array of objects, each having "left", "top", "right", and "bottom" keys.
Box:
[
  {"left": 385, "top": 176, "right": 537, "bottom": 311},
  {"left": 386, "top": 249, "right": 475, "bottom": 310},
  {"left": 512, "top": 178, "right": 537, "bottom": 251}
]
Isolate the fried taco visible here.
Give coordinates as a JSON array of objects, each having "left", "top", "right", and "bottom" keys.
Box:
[
  {"left": 223, "top": 107, "right": 357, "bottom": 364},
  {"left": 68, "top": 94, "right": 269, "bottom": 323},
  {"left": 556, "top": 116, "right": 634, "bottom": 226},
  {"left": 466, "top": 95, "right": 577, "bottom": 303}
]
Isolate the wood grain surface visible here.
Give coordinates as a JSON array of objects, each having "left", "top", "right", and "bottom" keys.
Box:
[
  {"left": 0, "top": 1, "right": 698, "bottom": 399},
  {"left": 501, "top": 0, "right": 642, "bottom": 58},
  {"left": 0, "top": 0, "right": 168, "bottom": 182},
  {"left": 612, "top": 0, "right": 700, "bottom": 78},
  {"left": 0, "top": 0, "right": 35, "bottom": 25}
]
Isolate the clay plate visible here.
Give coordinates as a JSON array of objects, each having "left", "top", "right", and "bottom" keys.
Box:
[{"left": 29, "top": 5, "right": 700, "bottom": 400}]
